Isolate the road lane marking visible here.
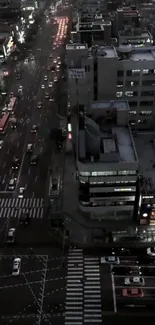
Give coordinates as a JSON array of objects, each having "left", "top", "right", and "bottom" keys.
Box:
[{"left": 111, "top": 266, "right": 117, "bottom": 313}]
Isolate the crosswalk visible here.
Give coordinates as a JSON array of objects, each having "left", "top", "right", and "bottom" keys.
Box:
[
  {"left": 0, "top": 198, "right": 44, "bottom": 219},
  {"left": 65, "top": 248, "right": 102, "bottom": 325}
]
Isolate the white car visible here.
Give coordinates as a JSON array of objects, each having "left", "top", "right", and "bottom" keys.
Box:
[
  {"left": 8, "top": 178, "right": 16, "bottom": 191},
  {"left": 49, "top": 97, "right": 54, "bottom": 102},
  {"left": 24, "top": 58, "right": 28, "bottom": 63},
  {"left": 124, "top": 276, "right": 145, "bottom": 286},
  {"left": 48, "top": 82, "right": 53, "bottom": 88},
  {"left": 18, "top": 85, "right": 23, "bottom": 92},
  {"left": 53, "top": 59, "right": 57, "bottom": 64},
  {"left": 26, "top": 143, "right": 33, "bottom": 152},
  {"left": 0, "top": 140, "right": 3, "bottom": 149},
  {"left": 41, "top": 84, "right": 45, "bottom": 89},
  {"left": 54, "top": 77, "right": 58, "bottom": 82},
  {"left": 147, "top": 247, "right": 155, "bottom": 257},
  {"left": 100, "top": 256, "right": 120, "bottom": 264},
  {"left": 18, "top": 187, "right": 25, "bottom": 198},
  {"left": 44, "top": 75, "right": 48, "bottom": 81},
  {"left": 6, "top": 228, "right": 15, "bottom": 243},
  {"left": 12, "top": 258, "right": 21, "bottom": 276},
  {"left": 2, "top": 107, "right": 7, "bottom": 114}
]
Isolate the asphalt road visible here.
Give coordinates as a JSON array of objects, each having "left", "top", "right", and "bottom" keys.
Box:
[{"left": 0, "top": 5, "right": 68, "bottom": 199}]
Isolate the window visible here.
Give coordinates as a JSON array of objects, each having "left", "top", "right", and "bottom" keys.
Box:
[
  {"left": 91, "top": 171, "right": 117, "bottom": 176},
  {"left": 140, "top": 101, "right": 153, "bottom": 107},
  {"left": 117, "top": 70, "right": 124, "bottom": 77},
  {"left": 129, "top": 101, "right": 137, "bottom": 107},
  {"left": 142, "top": 80, "right": 155, "bottom": 86},
  {"left": 117, "top": 81, "right": 123, "bottom": 88},
  {"left": 116, "top": 91, "right": 123, "bottom": 98},
  {"left": 129, "top": 111, "right": 136, "bottom": 115},
  {"left": 141, "top": 91, "right": 154, "bottom": 97},
  {"left": 118, "top": 170, "right": 137, "bottom": 176},
  {"left": 126, "top": 81, "right": 139, "bottom": 87},
  {"left": 143, "top": 69, "right": 149, "bottom": 75},
  {"left": 140, "top": 110, "right": 152, "bottom": 116},
  {"left": 131, "top": 69, "right": 140, "bottom": 76},
  {"left": 127, "top": 70, "right": 132, "bottom": 76},
  {"left": 79, "top": 171, "right": 90, "bottom": 176},
  {"left": 125, "top": 91, "right": 133, "bottom": 97}
]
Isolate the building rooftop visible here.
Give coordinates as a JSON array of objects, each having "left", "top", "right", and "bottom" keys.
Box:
[
  {"left": 119, "top": 30, "right": 151, "bottom": 38},
  {"left": 78, "top": 100, "right": 138, "bottom": 165},
  {"left": 92, "top": 46, "right": 117, "bottom": 58},
  {"left": 134, "top": 133, "right": 155, "bottom": 192}
]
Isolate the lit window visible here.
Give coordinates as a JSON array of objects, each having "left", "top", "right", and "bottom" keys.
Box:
[
  {"left": 117, "top": 82, "right": 123, "bottom": 88},
  {"left": 116, "top": 91, "right": 122, "bottom": 98},
  {"left": 140, "top": 110, "right": 152, "bottom": 115},
  {"left": 129, "top": 111, "right": 136, "bottom": 115},
  {"left": 132, "top": 69, "right": 140, "bottom": 75},
  {"left": 143, "top": 69, "right": 149, "bottom": 75},
  {"left": 125, "top": 91, "right": 133, "bottom": 97}
]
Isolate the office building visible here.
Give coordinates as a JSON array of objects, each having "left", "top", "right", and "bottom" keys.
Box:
[
  {"left": 66, "top": 44, "right": 155, "bottom": 130},
  {"left": 77, "top": 100, "right": 138, "bottom": 223}
]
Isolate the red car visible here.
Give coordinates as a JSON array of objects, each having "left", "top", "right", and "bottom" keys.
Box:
[{"left": 122, "top": 288, "right": 144, "bottom": 298}]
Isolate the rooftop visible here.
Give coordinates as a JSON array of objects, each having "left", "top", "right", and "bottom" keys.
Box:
[
  {"left": 134, "top": 133, "right": 155, "bottom": 192},
  {"left": 119, "top": 30, "right": 151, "bottom": 38},
  {"left": 78, "top": 100, "right": 137, "bottom": 165},
  {"left": 92, "top": 46, "right": 117, "bottom": 58}
]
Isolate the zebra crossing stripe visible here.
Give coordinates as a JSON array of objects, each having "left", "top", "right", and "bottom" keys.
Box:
[
  {"left": 0, "top": 198, "right": 44, "bottom": 219},
  {"left": 0, "top": 198, "right": 44, "bottom": 209}
]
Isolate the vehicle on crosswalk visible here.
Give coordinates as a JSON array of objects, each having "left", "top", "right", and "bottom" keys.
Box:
[
  {"left": 12, "top": 258, "right": 21, "bottom": 276},
  {"left": 20, "top": 212, "right": 30, "bottom": 225},
  {"left": 124, "top": 276, "right": 145, "bottom": 286},
  {"left": 122, "top": 288, "right": 144, "bottom": 298},
  {"left": 8, "top": 178, "right": 16, "bottom": 191},
  {"left": 100, "top": 256, "right": 120, "bottom": 264},
  {"left": 6, "top": 228, "right": 16, "bottom": 243}
]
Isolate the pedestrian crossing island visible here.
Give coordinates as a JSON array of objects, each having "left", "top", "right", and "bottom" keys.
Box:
[{"left": 0, "top": 198, "right": 44, "bottom": 219}]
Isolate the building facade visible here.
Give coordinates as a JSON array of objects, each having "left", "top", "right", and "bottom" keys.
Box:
[{"left": 66, "top": 44, "right": 155, "bottom": 130}]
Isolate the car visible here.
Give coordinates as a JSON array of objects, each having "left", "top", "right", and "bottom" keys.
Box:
[
  {"left": 12, "top": 258, "right": 21, "bottom": 276},
  {"left": 56, "top": 65, "right": 60, "bottom": 71},
  {"left": 54, "top": 77, "right": 58, "bottom": 82},
  {"left": 53, "top": 59, "right": 57, "bottom": 64},
  {"left": 37, "top": 102, "right": 42, "bottom": 109},
  {"left": 100, "top": 256, "right": 120, "bottom": 264},
  {"left": 30, "top": 154, "right": 38, "bottom": 165},
  {"left": 8, "top": 178, "right": 16, "bottom": 191},
  {"left": 18, "top": 85, "right": 23, "bottom": 92},
  {"left": 49, "top": 176, "right": 60, "bottom": 197},
  {"left": 44, "top": 75, "right": 48, "bottom": 81},
  {"left": 41, "top": 84, "right": 45, "bottom": 89},
  {"left": 20, "top": 212, "right": 30, "bottom": 225},
  {"left": 147, "top": 247, "right": 155, "bottom": 257},
  {"left": 16, "top": 74, "right": 21, "bottom": 80},
  {"left": 24, "top": 58, "right": 28, "bottom": 63},
  {"left": 26, "top": 143, "right": 33, "bottom": 152},
  {"left": 129, "top": 266, "right": 142, "bottom": 275},
  {"left": 31, "top": 125, "right": 38, "bottom": 133},
  {"left": 112, "top": 266, "right": 131, "bottom": 275},
  {"left": 124, "top": 277, "right": 145, "bottom": 286},
  {"left": 2, "top": 106, "right": 7, "bottom": 114},
  {"left": 48, "top": 82, "right": 53, "bottom": 88},
  {"left": 112, "top": 248, "right": 131, "bottom": 255},
  {"left": 49, "top": 97, "right": 54, "bottom": 102},
  {"left": 122, "top": 288, "right": 144, "bottom": 298},
  {"left": 18, "top": 187, "right": 25, "bottom": 198},
  {"left": 49, "top": 54, "right": 53, "bottom": 58},
  {"left": 0, "top": 140, "right": 3, "bottom": 149},
  {"left": 12, "top": 158, "right": 20, "bottom": 170},
  {"left": 9, "top": 92, "right": 14, "bottom": 98},
  {"left": 44, "top": 92, "right": 49, "bottom": 99},
  {"left": 58, "top": 60, "right": 61, "bottom": 65},
  {"left": 6, "top": 228, "right": 16, "bottom": 243},
  {"left": 30, "top": 55, "right": 35, "bottom": 60}
]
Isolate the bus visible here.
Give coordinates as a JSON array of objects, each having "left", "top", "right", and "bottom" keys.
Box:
[
  {"left": 8, "top": 97, "right": 17, "bottom": 112},
  {"left": 0, "top": 113, "right": 10, "bottom": 133}
]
